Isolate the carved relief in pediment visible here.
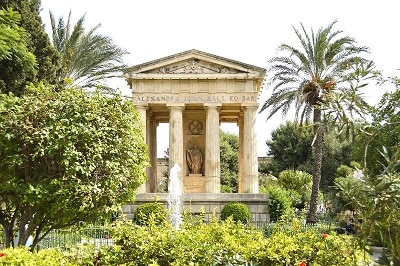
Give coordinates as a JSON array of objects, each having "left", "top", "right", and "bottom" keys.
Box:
[{"left": 148, "top": 59, "right": 240, "bottom": 74}]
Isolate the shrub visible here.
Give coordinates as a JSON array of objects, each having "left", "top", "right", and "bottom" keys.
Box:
[
  {"left": 220, "top": 202, "right": 251, "bottom": 224},
  {"left": 0, "top": 218, "right": 372, "bottom": 265},
  {"left": 265, "top": 185, "right": 292, "bottom": 221},
  {"left": 133, "top": 203, "right": 167, "bottom": 226},
  {"left": 278, "top": 170, "right": 312, "bottom": 198},
  {"left": 100, "top": 218, "right": 370, "bottom": 265},
  {"left": 0, "top": 247, "right": 69, "bottom": 265}
]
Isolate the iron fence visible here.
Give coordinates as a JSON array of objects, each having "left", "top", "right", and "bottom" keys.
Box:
[
  {"left": 1, "top": 216, "right": 343, "bottom": 251},
  {"left": 37, "top": 224, "right": 113, "bottom": 250}
]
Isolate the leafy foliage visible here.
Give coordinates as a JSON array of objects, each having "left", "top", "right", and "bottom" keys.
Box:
[
  {"left": 0, "top": 8, "right": 37, "bottom": 95},
  {"left": 133, "top": 203, "right": 167, "bottom": 226},
  {"left": 265, "top": 121, "right": 352, "bottom": 191},
  {"left": 220, "top": 130, "right": 239, "bottom": 192},
  {"left": 0, "top": 0, "right": 61, "bottom": 94},
  {"left": 0, "top": 217, "right": 371, "bottom": 265},
  {"left": 0, "top": 247, "right": 68, "bottom": 265},
  {"left": 260, "top": 20, "right": 374, "bottom": 223},
  {"left": 0, "top": 85, "right": 148, "bottom": 250},
  {"left": 220, "top": 202, "right": 251, "bottom": 224},
  {"left": 353, "top": 87, "right": 400, "bottom": 176},
  {"left": 320, "top": 131, "right": 352, "bottom": 190},
  {"left": 335, "top": 149, "right": 400, "bottom": 263},
  {"left": 278, "top": 170, "right": 312, "bottom": 194},
  {"left": 49, "top": 11, "right": 127, "bottom": 91},
  {"left": 262, "top": 185, "right": 292, "bottom": 221},
  {"left": 278, "top": 170, "right": 312, "bottom": 209},
  {"left": 266, "top": 121, "right": 314, "bottom": 175}
]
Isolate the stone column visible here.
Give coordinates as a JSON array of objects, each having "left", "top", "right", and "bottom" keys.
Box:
[
  {"left": 238, "top": 114, "right": 244, "bottom": 193},
  {"left": 242, "top": 104, "right": 259, "bottom": 193},
  {"left": 167, "top": 104, "right": 185, "bottom": 192},
  {"left": 135, "top": 105, "right": 148, "bottom": 193},
  {"left": 149, "top": 117, "right": 158, "bottom": 192},
  {"left": 204, "top": 103, "right": 221, "bottom": 193}
]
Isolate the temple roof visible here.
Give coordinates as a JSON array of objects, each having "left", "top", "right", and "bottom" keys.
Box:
[{"left": 124, "top": 49, "right": 266, "bottom": 82}]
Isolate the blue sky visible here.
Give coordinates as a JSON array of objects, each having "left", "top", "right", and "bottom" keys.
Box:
[{"left": 40, "top": 0, "right": 400, "bottom": 156}]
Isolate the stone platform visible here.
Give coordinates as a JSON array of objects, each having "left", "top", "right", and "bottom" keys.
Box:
[{"left": 122, "top": 193, "right": 270, "bottom": 222}]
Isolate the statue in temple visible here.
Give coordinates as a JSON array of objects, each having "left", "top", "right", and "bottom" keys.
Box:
[{"left": 187, "top": 144, "right": 202, "bottom": 175}]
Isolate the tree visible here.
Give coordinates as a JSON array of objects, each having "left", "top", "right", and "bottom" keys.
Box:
[
  {"left": 0, "top": 0, "right": 60, "bottom": 94},
  {"left": 265, "top": 121, "right": 352, "bottom": 191},
  {"left": 220, "top": 130, "right": 239, "bottom": 192},
  {"left": 320, "top": 131, "right": 352, "bottom": 190},
  {"left": 260, "top": 20, "right": 373, "bottom": 223},
  {"left": 0, "top": 8, "right": 37, "bottom": 94},
  {"left": 335, "top": 152, "right": 400, "bottom": 263},
  {"left": 353, "top": 84, "right": 400, "bottom": 176},
  {"left": 0, "top": 85, "right": 149, "bottom": 250},
  {"left": 49, "top": 11, "right": 128, "bottom": 91},
  {"left": 266, "top": 121, "right": 314, "bottom": 176}
]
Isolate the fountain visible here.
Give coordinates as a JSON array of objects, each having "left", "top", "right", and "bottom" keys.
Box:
[{"left": 167, "top": 163, "right": 183, "bottom": 229}]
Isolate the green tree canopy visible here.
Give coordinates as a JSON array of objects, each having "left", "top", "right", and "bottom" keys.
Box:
[
  {"left": 0, "top": 85, "right": 148, "bottom": 250},
  {"left": 266, "top": 121, "right": 314, "bottom": 174},
  {"left": 0, "top": 0, "right": 60, "bottom": 94},
  {"left": 0, "top": 8, "right": 36, "bottom": 94},
  {"left": 220, "top": 130, "right": 239, "bottom": 192},
  {"left": 264, "top": 121, "right": 352, "bottom": 191},
  {"left": 260, "top": 20, "right": 373, "bottom": 222},
  {"left": 353, "top": 83, "right": 400, "bottom": 175},
  {"left": 49, "top": 11, "right": 127, "bottom": 91}
]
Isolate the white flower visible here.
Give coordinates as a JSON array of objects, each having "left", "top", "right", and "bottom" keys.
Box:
[{"left": 353, "top": 169, "right": 364, "bottom": 180}]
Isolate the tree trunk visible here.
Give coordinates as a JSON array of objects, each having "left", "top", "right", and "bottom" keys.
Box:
[
  {"left": 306, "top": 106, "right": 323, "bottom": 223},
  {"left": 4, "top": 225, "right": 14, "bottom": 248}
]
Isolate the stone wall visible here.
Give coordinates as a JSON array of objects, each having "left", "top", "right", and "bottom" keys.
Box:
[{"left": 122, "top": 193, "right": 270, "bottom": 223}]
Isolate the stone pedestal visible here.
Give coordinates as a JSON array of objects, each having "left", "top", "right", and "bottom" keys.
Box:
[
  {"left": 184, "top": 174, "right": 206, "bottom": 193},
  {"left": 123, "top": 193, "right": 270, "bottom": 223}
]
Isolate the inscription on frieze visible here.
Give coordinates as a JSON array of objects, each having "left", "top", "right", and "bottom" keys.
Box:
[{"left": 132, "top": 94, "right": 257, "bottom": 104}]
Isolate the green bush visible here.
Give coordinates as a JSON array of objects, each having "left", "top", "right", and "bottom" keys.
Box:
[
  {"left": 0, "top": 218, "right": 372, "bottom": 265},
  {"left": 0, "top": 247, "right": 69, "bottom": 265},
  {"left": 100, "top": 218, "right": 369, "bottom": 265},
  {"left": 133, "top": 203, "right": 167, "bottom": 226},
  {"left": 220, "top": 202, "right": 251, "bottom": 224},
  {"left": 278, "top": 170, "right": 312, "bottom": 192},
  {"left": 265, "top": 185, "right": 292, "bottom": 221}
]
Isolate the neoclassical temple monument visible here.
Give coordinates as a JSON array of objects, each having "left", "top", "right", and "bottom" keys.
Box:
[{"left": 122, "top": 50, "right": 269, "bottom": 221}]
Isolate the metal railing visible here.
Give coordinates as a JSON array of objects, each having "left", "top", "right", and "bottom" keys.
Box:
[{"left": 37, "top": 224, "right": 113, "bottom": 250}]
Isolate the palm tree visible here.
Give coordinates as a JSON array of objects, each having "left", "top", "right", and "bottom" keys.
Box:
[
  {"left": 260, "top": 20, "right": 373, "bottom": 223},
  {"left": 49, "top": 11, "right": 127, "bottom": 91}
]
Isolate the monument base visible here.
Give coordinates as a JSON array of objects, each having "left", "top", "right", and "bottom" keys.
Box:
[
  {"left": 122, "top": 193, "right": 270, "bottom": 223},
  {"left": 184, "top": 174, "right": 205, "bottom": 193}
]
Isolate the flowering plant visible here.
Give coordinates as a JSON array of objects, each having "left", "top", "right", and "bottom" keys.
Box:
[{"left": 335, "top": 148, "right": 400, "bottom": 263}]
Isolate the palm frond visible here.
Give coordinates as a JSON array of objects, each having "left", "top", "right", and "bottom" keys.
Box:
[{"left": 48, "top": 11, "right": 127, "bottom": 90}]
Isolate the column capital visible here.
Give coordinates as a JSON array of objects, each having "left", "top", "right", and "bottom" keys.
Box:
[
  {"left": 135, "top": 104, "right": 148, "bottom": 109},
  {"left": 241, "top": 103, "right": 259, "bottom": 111},
  {"left": 166, "top": 103, "right": 185, "bottom": 110},
  {"left": 204, "top": 103, "right": 222, "bottom": 109}
]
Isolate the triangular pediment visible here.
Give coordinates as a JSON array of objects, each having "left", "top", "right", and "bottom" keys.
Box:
[
  {"left": 145, "top": 58, "right": 239, "bottom": 74},
  {"left": 125, "top": 49, "right": 266, "bottom": 77}
]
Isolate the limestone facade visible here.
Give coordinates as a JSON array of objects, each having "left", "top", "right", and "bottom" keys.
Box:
[{"left": 124, "top": 50, "right": 266, "bottom": 193}]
